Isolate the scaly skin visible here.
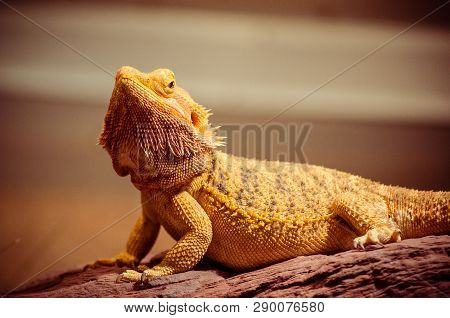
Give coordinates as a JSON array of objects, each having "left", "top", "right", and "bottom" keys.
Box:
[{"left": 96, "top": 66, "right": 449, "bottom": 284}]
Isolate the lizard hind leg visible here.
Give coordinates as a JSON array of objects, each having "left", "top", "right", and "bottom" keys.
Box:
[
  {"left": 352, "top": 227, "right": 402, "bottom": 249},
  {"left": 330, "top": 192, "right": 401, "bottom": 250}
]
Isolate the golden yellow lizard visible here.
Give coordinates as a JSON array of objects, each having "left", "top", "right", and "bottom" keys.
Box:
[{"left": 95, "top": 66, "right": 449, "bottom": 284}]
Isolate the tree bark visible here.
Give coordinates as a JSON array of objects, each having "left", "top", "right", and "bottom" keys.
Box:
[{"left": 12, "top": 236, "right": 450, "bottom": 298}]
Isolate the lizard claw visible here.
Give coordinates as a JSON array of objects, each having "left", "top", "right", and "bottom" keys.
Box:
[
  {"left": 353, "top": 228, "right": 400, "bottom": 250},
  {"left": 353, "top": 238, "right": 365, "bottom": 250},
  {"left": 139, "top": 270, "right": 156, "bottom": 285},
  {"left": 116, "top": 274, "right": 124, "bottom": 283},
  {"left": 116, "top": 269, "right": 142, "bottom": 283}
]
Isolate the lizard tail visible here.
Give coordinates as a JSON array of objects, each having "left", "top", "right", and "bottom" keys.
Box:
[{"left": 387, "top": 187, "right": 449, "bottom": 239}]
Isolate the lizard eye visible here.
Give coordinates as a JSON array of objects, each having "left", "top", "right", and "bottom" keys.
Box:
[{"left": 168, "top": 81, "right": 175, "bottom": 89}]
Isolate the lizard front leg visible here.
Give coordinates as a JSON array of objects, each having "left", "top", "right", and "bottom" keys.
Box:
[
  {"left": 89, "top": 212, "right": 160, "bottom": 268},
  {"left": 118, "top": 191, "right": 212, "bottom": 283}
]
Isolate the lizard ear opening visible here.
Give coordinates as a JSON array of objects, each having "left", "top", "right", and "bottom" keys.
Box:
[
  {"left": 189, "top": 107, "right": 225, "bottom": 149},
  {"left": 191, "top": 111, "right": 201, "bottom": 127}
]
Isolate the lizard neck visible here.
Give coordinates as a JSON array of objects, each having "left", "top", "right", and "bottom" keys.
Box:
[{"left": 132, "top": 150, "right": 215, "bottom": 191}]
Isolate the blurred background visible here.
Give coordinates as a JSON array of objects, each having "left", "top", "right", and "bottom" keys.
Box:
[{"left": 0, "top": 0, "right": 449, "bottom": 293}]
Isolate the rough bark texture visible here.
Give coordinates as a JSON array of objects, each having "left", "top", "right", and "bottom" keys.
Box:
[{"left": 12, "top": 236, "right": 450, "bottom": 298}]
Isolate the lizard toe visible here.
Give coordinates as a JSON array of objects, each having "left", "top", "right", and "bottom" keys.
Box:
[
  {"left": 116, "top": 269, "right": 142, "bottom": 283},
  {"left": 353, "top": 237, "right": 366, "bottom": 250}
]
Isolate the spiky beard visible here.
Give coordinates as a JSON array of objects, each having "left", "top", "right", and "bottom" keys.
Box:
[
  {"left": 99, "top": 82, "right": 222, "bottom": 189},
  {"left": 105, "top": 123, "right": 213, "bottom": 189}
]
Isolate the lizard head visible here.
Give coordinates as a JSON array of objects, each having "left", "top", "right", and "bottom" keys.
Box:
[{"left": 99, "top": 66, "right": 224, "bottom": 189}]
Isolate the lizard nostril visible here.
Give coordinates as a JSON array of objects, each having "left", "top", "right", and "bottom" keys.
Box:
[
  {"left": 115, "top": 66, "right": 138, "bottom": 82},
  {"left": 115, "top": 69, "right": 125, "bottom": 82}
]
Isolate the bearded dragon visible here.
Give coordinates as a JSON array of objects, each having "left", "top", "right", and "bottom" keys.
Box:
[{"left": 95, "top": 66, "right": 449, "bottom": 284}]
